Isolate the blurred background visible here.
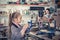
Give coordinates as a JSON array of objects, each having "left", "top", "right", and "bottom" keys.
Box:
[{"left": 0, "top": 0, "right": 60, "bottom": 40}]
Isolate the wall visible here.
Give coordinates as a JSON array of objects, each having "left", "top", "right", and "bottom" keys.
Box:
[{"left": 0, "top": 4, "right": 55, "bottom": 25}]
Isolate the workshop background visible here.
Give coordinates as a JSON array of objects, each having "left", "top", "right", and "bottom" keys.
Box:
[{"left": 0, "top": 0, "right": 60, "bottom": 40}]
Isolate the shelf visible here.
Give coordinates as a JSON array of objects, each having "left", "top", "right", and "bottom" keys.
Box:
[
  {"left": 0, "top": 36, "right": 7, "bottom": 38},
  {"left": 0, "top": 4, "right": 50, "bottom": 6}
]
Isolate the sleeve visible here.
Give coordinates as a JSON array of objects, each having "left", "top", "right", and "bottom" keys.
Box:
[{"left": 11, "top": 26, "right": 23, "bottom": 39}]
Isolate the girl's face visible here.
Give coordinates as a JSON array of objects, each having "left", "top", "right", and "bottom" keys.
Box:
[{"left": 17, "top": 16, "right": 22, "bottom": 23}]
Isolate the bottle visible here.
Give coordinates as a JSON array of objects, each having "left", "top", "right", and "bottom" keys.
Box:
[
  {"left": 26, "top": 20, "right": 32, "bottom": 33},
  {"left": 38, "top": 18, "right": 43, "bottom": 30}
]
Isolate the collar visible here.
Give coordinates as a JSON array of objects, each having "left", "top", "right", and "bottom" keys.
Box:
[
  {"left": 12, "top": 22, "right": 18, "bottom": 28},
  {"left": 12, "top": 22, "right": 21, "bottom": 28}
]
